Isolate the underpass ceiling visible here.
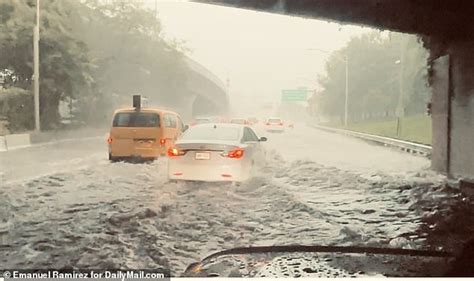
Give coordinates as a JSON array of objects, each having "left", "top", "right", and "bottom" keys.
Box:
[{"left": 197, "top": 0, "right": 474, "bottom": 41}]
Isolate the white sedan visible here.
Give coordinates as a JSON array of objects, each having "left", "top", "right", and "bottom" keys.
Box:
[
  {"left": 167, "top": 123, "right": 267, "bottom": 183},
  {"left": 265, "top": 117, "right": 285, "bottom": 133}
]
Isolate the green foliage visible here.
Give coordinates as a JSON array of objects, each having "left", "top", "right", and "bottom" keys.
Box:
[
  {"left": 0, "top": 0, "right": 35, "bottom": 87},
  {"left": 317, "top": 32, "right": 430, "bottom": 123},
  {"left": 333, "top": 115, "right": 432, "bottom": 145},
  {"left": 69, "top": 0, "right": 190, "bottom": 114},
  {"left": 0, "top": 0, "right": 189, "bottom": 130},
  {"left": 0, "top": 0, "right": 96, "bottom": 129},
  {"left": 0, "top": 88, "right": 34, "bottom": 132}
]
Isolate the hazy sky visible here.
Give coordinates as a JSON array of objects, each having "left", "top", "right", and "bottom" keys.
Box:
[{"left": 144, "top": 1, "right": 371, "bottom": 114}]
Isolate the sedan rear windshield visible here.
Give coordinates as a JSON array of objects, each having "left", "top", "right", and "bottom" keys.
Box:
[
  {"left": 195, "top": 118, "right": 211, "bottom": 124},
  {"left": 268, "top": 118, "right": 282, "bottom": 123},
  {"left": 113, "top": 112, "right": 160, "bottom": 127},
  {"left": 181, "top": 126, "right": 240, "bottom": 141}
]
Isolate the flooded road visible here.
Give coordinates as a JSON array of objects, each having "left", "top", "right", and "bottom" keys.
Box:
[{"left": 0, "top": 125, "right": 467, "bottom": 275}]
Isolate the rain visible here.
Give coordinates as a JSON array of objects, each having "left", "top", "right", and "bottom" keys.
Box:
[{"left": 1, "top": 0, "right": 474, "bottom": 278}]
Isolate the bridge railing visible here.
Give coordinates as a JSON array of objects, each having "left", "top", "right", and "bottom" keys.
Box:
[{"left": 184, "top": 57, "right": 227, "bottom": 92}]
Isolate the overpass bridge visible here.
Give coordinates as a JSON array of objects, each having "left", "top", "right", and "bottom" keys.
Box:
[
  {"left": 200, "top": 0, "right": 474, "bottom": 181},
  {"left": 136, "top": 0, "right": 229, "bottom": 120},
  {"left": 183, "top": 57, "right": 229, "bottom": 121}
]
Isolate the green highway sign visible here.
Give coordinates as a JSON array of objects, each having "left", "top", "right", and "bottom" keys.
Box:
[{"left": 281, "top": 88, "right": 308, "bottom": 102}]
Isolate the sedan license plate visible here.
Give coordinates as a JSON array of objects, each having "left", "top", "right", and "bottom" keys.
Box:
[{"left": 195, "top": 152, "right": 210, "bottom": 160}]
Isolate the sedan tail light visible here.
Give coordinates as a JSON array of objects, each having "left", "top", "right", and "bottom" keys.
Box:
[
  {"left": 168, "top": 147, "right": 185, "bottom": 157},
  {"left": 159, "top": 138, "right": 166, "bottom": 145},
  {"left": 222, "top": 148, "right": 244, "bottom": 159}
]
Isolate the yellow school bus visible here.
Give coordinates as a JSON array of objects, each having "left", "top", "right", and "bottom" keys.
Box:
[{"left": 107, "top": 99, "right": 186, "bottom": 161}]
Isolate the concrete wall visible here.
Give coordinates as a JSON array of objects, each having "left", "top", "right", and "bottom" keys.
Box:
[
  {"left": 4, "top": 133, "right": 31, "bottom": 150},
  {"left": 0, "top": 136, "right": 6, "bottom": 151},
  {"left": 432, "top": 41, "right": 474, "bottom": 179},
  {"left": 431, "top": 55, "right": 450, "bottom": 174},
  {"left": 184, "top": 58, "right": 229, "bottom": 119},
  {"left": 448, "top": 41, "right": 474, "bottom": 179}
]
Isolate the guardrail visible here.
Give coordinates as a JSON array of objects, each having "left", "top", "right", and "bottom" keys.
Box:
[
  {"left": 310, "top": 124, "right": 432, "bottom": 157},
  {"left": 0, "top": 136, "right": 6, "bottom": 151}
]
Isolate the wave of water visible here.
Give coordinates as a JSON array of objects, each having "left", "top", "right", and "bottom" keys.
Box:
[{"left": 0, "top": 150, "right": 467, "bottom": 275}]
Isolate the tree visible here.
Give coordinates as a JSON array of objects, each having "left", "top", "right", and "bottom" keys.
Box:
[
  {"left": 318, "top": 31, "right": 430, "bottom": 124},
  {"left": 68, "top": 0, "right": 190, "bottom": 124},
  {"left": 0, "top": 0, "right": 96, "bottom": 129},
  {"left": 0, "top": 0, "right": 192, "bottom": 130}
]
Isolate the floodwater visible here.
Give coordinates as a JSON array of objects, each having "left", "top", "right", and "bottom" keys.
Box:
[{"left": 0, "top": 125, "right": 470, "bottom": 276}]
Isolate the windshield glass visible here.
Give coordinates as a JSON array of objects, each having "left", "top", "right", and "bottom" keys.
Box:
[
  {"left": 268, "top": 118, "right": 282, "bottom": 123},
  {"left": 113, "top": 112, "right": 160, "bottom": 127},
  {"left": 184, "top": 250, "right": 452, "bottom": 277},
  {"left": 181, "top": 126, "right": 241, "bottom": 141}
]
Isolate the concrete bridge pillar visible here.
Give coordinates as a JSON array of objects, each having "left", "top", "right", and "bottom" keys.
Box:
[
  {"left": 178, "top": 94, "right": 198, "bottom": 123},
  {"left": 447, "top": 41, "right": 474, "bottom": 179},
  {"left": 431, "top": 41, "right": 474, "bottom": 179}
]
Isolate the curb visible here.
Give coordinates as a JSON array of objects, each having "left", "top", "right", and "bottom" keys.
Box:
[
  {"left": 0, "top": 136, "right": 6, "bottom": 152},
  {"left": 3, "top": 133, "right": 31, "bottom": 151},
  {"left": 0, "top": 130, "right": 107, "bottom": 152}
]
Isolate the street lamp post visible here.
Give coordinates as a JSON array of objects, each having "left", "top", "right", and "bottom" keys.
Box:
[
  {"left": 395, "top": 39, "right": 405, "bottom": 137},
  {"left": 307, "top": 48, "right": 349, "bottom": 127},
  {"left": 33, "top": 0, "right": 40, "bottom": 131},
  {"left": 344, "top": 54, "right": 349, "bottom": 127}
]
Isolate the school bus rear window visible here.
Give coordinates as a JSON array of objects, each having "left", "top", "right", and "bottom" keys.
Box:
[{"left": 113, "top": 112, "right": 160, "bottom": 127}]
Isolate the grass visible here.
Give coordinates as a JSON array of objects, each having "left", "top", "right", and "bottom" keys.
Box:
[{"left": 325, "top": 115, "right": 432, "bottom": 145}]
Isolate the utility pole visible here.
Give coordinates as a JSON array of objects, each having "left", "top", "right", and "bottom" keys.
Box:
[
  {"left": 33, "top": 0, "right": 40, "bottom": 131},
  {"left": 396, "top": 39, "right": 405, "bottom": 137},
  {"left": 344, "top": 55, "right": 349, "bottom": 127}
]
